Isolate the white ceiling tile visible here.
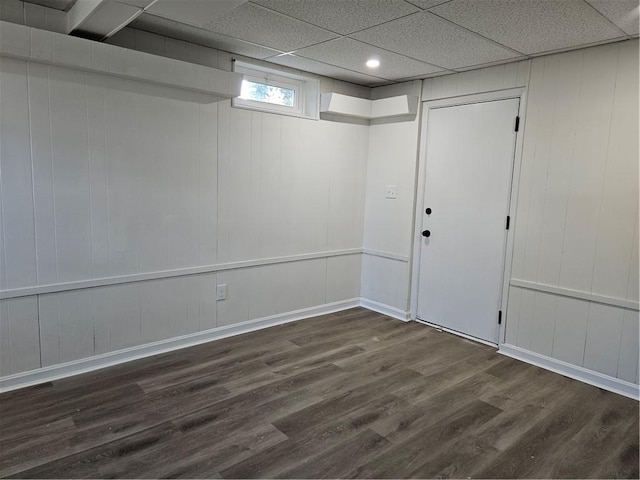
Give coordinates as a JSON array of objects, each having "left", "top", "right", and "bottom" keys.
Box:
[
  {"left": 295, "top": 37, "right": 445, "bottom": 80},
  {"left": 586, "top": 0, "right": 639, "bottom": 35},
  {"left": 200, "top": 2, "right": 338, "bottom": 51},
  {"left": 405, "top": 0, "right": 452, "bottom": 9},
  {"left": 145, "top": 0, "right": 247, "bottom": 27},
  {"left": 267, "top": 54, "right": 389, "bottom": 86},
  {"left": 250, "top": 0, "right": 420, "bottom": 35},
  {"left": 431, "top": 0, "right": 626, "bottom": 55},
  {"left": 132, "top": 14, "right": 283, "bottom": 59},
  {"left": 350, "top": 12, "right": 520, "bottom": 69}
]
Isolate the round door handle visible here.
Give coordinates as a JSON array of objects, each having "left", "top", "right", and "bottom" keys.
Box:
[
  {"left": 422, "top": 230, "right": 431, "bottom": 238},
  {"left": 425, "top": 208, "right": 432, "bottom": 215}
]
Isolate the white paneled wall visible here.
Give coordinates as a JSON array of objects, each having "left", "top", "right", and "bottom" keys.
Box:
[
  {"left": 505, "top": 40, "right": 639, "bottom": 384},
  {"left": 361, "top": 81, "right": 422, "bottom": 314},
  {"left": 0, "top": 54, "right": 367, "bottom": 376},
  {"left": 379, "top": 41, "right": 638, "bottom": 388}
]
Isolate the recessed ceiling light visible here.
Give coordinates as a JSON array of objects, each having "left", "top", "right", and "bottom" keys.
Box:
[{"left": 366, "top": 59, "right": 380, "bottom": 68}]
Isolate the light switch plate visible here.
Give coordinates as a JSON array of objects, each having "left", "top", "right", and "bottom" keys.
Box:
[{"left": 386, "top": 185, "right": 397, "bottom": 199}]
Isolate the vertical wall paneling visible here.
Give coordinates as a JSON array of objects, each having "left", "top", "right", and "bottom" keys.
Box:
[
  {"left": 280, "top": 258, "right": 327, "bottom": 314},
  {"left": 550, "top": 295, "right": 590, "bottom": 367},
  {"left": 49, "top": 65, "right": 93, "bottom": 282},
  {"left": 279, "top": 115, "right": 301, "bottom": 255},
  {"left": 108, "top": 283, "right": 141, "bottom": 351},
  {"left": 326, "top": 255, "right": 362, "bottom": 303},
  {"left": 198, "top": 102, "right": 218, "bottom": 265},
  {"left": 0, "top": 58, "right": 37, "bottom": 288},
  {"left": 0, "top": 300, "right": 12, "bottom": 376},
  {"left": 86, "top": 73, "right": 110, "bottom": 279},
  {"left": 28, "top": 61, "right": 57, "bottom": 285},
  {"left": 140, "top": 278, "right": 170, "bottom": 343},
  {"left": 0, "top": 297, "right": 40, "bottom": 374},
  {"left": 504, "top": 285, "right": 521, "bottom": 345},
  {"left": 626, "top": 219, "right": 639, "bottom": 303},
  {"left": 557, "top": 44, "right": 618, "bottom": 292},
  {"left": 136, "top": 81, "right": 171, "bottom": 274},
  {"left": 617, "top": 309, "right": 639, "bottom": 383},
  {"left": 520, "top": 55, "right": 561, "bottom": 283},
  {"left": 216, "top": 268, "right": 251, "bottom": 328},
  {"left": 249, "top": 112, "right": 262, "bottom": 259},
  {"left": 534, "top": 50, "right": 582, "bottom": 286},
  {"left": 38, "top": 293, "right": 60, "bottom": 366},
  {"left": 198, "top": 273, "right": 217, "bottom": 331},
  {"left": 509, "top": 56, "right": 545, "bottom": 281},
  {"left": 256, "top": 113, "right": 282, "bottom": 259},
  {"left": 515, "top": 289, "right": 535, "bottom": 350},
  {"left": 220, "top": 106, "right": 252, "bottom": 262},
  {"left": 529, "top": 291, "right": 557, "bottom": 357},
  {"left": 105, "top": 77, "right": 141, "bottom": 277},
  {"left": 591, "top": 40, "right": 639, "bottom": 298},
  {"left": 56, "top": 289, "right": 95, "bottom": 363},
  {"left": 503, "top": 41, "right": 639, "bottom": 386},
  {"left": 583, "top": 302, "right": 624, "bottom": 377}
]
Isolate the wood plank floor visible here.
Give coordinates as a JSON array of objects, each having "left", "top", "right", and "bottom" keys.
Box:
[{"left": 1, "top": 307, "right": 638, "bottom": 479}]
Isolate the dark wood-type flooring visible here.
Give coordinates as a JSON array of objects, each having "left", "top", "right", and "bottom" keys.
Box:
[{"left": 1, "top": 307, "right": 638, "bottom": 479}]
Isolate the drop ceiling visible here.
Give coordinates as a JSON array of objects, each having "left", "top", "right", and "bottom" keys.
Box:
[{"left": 22, "top": 0, "right": 640, "bottom": 87}]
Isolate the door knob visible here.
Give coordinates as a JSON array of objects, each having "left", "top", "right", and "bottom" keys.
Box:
[
  {"left": 425, "top": 208, "right": 432, "bottom": 215},
  {"left": 422, "top": 230, "right": 431, "bottom": 238}
]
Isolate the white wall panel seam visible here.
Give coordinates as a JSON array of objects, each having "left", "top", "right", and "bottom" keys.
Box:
[
  {"left": 624, "top": 214, "right": 639, "bottom": 300},
  {"left": 47, "top": 66, "right": 59, "bottom": 283},
  {"left": 0, "top": 161, "right": 6, "bottom": 289},
  {"left": 587, "top": 45, "right": 620, "bottom": 295},
  {"left": 26, "top": 61, "right": 39, "bottom": 286},
  {"left": 84, "top": 73, "right": 95, "bottom": 279},
  {"left": 100, "top": 77, "right": 110, "bottom": 277},
  {"left": 581, "top": 302, "right": 592, "bottom": 367}
]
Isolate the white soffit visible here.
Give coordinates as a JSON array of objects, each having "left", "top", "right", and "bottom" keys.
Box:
[
  {"left": 350, "top": 11, "right": 521, "bottom": 69},
  {"left": 250, "top": 0, "right": 420, "bottom": 35},
  {"left": 67, "top": 0, "right": 157, "bottom": 39},
  {"left": 20, "top": 0, "right": 74, "bottom": 10},
  {"left": 145, "top": 0, "right": 248, "bottom": 28},
  {"left": 431, "top": 0, "right": 628, "bottom": 55},
  {"left": 294, "top": 37, "right": 446, "bottom": 80},
  {"left": 586, "top": 0, "right": 640, "bottom": 36}
]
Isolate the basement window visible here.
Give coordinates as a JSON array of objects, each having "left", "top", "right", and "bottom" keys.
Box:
[{"left": 233, "top": 61, "right": 319, "bottom": 120}]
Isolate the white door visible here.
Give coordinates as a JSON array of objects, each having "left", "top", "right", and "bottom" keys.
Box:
[{"left": 416, "top": 98, "right": 519, "bottom": 343}]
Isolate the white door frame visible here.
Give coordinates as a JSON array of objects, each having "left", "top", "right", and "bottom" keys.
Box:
[{"left": 409, "top": 87, "right": 528, "bottom": 345}]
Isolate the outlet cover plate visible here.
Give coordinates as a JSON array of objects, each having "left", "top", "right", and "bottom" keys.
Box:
[{"left": 216, "top": 284, "right": 227, "bottom": 301}]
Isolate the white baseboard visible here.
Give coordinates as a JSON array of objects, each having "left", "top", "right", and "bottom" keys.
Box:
[
  {"left": 0, "top": 298, "right": 360, "bottom": 393},
  {"left": 498, "top": 343, "right": 640, "bottom": 401},
  {"left": 359, "top": 298, "right": 410, "bottom": 322}
]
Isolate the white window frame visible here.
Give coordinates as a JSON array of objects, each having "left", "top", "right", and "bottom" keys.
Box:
[{"left": 232, "top": 61, "right": 319, "bottom": 120}]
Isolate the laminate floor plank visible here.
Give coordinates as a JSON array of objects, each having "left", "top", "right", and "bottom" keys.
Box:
[{"left": 1, "top": 308, "right": 637, "bottom": 479}]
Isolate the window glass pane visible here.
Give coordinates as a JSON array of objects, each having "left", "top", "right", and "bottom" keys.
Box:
[{"left": 240, "top": 79, "right": 295, "bottom": 107}]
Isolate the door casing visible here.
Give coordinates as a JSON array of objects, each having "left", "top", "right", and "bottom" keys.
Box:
[{"left": 409, "top": 87, "right": 528, "bottom": 345}]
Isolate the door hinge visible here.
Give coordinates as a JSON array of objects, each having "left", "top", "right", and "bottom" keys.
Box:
[
  {"left": 506, "top": 215, "right": 510, "bottom": 230},
  {"left": 498, "top": 310, "right": 502, "bottom": 325},
  {"left": 514, "top": 116, "right": 520, "bottom": 132}
]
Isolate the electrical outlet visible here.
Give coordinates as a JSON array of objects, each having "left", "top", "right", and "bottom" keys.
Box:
[
  {"left": 216, "top": 284, "right": 227, "bottom": 301},
  {"left": 386, "top": 185, "right": 397, "bottom": 199}
]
